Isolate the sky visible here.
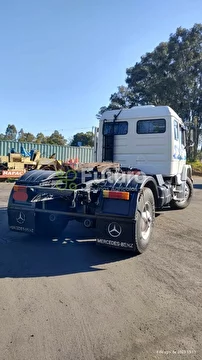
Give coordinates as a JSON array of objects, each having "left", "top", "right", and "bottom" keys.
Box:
[{"left": 0, "top": 0, "right": 201, "bottom": 141}]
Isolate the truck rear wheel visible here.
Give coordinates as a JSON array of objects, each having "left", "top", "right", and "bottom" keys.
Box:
[
  {"left": 134, "top": 187, "right": 155, "bottom": 254},
  {"left": 170, "top": 177, "right": 193, "bottom": 210}
]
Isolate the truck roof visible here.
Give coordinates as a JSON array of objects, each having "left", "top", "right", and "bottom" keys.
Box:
[{"left": 100, "top": 105, "right": 182, "bottom": 123}]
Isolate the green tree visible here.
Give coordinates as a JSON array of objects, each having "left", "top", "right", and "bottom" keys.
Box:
[
  {"left": 35, "top": 132, "right": 47, "bottom": 144},
  {"left": 97, "top": 23, "right": 202, "bottom": 159},
  {"left": 24, "top": 132, "right": 35, "bottom": 142},
  {"left": 46, "top": 130, "right": 67, "bottom": 145},
  {"left": 18, "top": 129, "right": 35, "bottom": 142},
  {"left": 0, "top": 133, "right": 5, "bottom": 140},
  {"left": 70, "top": 131, "right": 94, "bottom": 147},
  {"left": 5, "top": 124, "right": 17, "bottom": 141}
]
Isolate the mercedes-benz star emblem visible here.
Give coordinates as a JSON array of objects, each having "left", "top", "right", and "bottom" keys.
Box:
[
  {"left": 16, "top": 212, "right": 26, "bottom": 225},
  {"left": 108, "top": 222, "right": 122, "bottom": 238}
]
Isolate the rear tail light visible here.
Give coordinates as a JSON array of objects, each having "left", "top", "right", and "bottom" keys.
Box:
[
  {"left": 103, "top": 190, "right": 130, "bottom": 200},
  {"left": 13, "top": 185, "right": 28, "bottom": 201}
]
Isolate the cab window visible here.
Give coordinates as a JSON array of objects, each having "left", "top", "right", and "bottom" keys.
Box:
[
  {"left": 103, "top": 121, "right": 128, "bottom": 135},
  {"left": 137, "top": 119, "right": 166, "bottom": 134},
  {"left": 174, "top": 120, "right": 179, "bottom": 140},
  {"left": 180, "top": 125, "right": 186, "bottom": 146}
]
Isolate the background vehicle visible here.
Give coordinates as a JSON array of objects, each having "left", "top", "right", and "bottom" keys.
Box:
[{"left": 7, "top": 105, "right": 193, "bottom": 254}]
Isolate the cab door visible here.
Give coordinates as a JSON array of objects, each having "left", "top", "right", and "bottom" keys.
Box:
[
  {"left": 102, "top": 122, "right": 114, "bottom": 162},
  {"left": 173, "top": 119, "right": 180, "bottom": 173},
  {"left": 179, "top": 124, "right": 186, "bottom": 171}
]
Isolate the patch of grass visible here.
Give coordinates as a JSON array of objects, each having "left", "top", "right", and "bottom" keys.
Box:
[{"left": 187, "top": 160, "right": 202, "bottom": 174}]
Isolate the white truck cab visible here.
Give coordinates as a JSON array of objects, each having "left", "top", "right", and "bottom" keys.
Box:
[{"left": 97, "top": 105, "right": 187, "bottom": 177}]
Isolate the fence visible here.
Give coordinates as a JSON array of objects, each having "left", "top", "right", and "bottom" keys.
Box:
[{"left": 0, "top": 140, "right": 94, "bottom": 163}]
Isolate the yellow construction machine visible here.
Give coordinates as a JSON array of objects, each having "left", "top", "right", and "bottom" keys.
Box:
[{"left": 0, "top": 150, "right": 61, "bottom": 179}]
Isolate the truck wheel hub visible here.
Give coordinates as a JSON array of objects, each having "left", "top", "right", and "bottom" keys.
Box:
[
  {"left": 141, "top": 206, "right": 152, "bottom": 240},
  {"left": 184, "top": 184, "right": 190, "bottom": 199}
]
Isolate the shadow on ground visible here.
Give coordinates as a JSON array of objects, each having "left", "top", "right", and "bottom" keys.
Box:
[{"left": 0, "top": 208, "right": 134, "bottom": 279}]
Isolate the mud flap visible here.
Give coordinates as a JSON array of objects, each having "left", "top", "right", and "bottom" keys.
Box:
[
  {"left": 95, "top": 193, "right": 138, "bottom": 251},
  {"left": 8, "top": 209, "right": 36, "bottom": 234},
  {"left": 96, "top": 217, "right": 135, "bottom": 251}
]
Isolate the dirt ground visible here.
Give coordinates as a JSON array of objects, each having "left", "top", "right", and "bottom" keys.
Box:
[{"left": 0, "top": 178, "right": 201, "bottom": 360}]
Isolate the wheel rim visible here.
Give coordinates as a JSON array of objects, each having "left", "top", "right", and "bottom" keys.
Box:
[
  {"left": 184, "top": 183, "right": 190, "bottom": 199},
  {"left": 140, "top": 203, "right": 152, "bottom": 241},
  {"left": 178, "top": 183, "right": 190, "bottom": 204}
]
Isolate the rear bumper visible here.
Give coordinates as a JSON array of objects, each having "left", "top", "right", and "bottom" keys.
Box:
[
  {"left": 8, "top": 205, "right": 136, "bottom": 251},
  {"left": 7, "top": 183, "right": 139, "bottom": 251}
]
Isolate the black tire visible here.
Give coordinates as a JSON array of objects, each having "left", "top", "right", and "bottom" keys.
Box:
[
  {"left": 170, "top": 177, "right": 193, "bottom": 210},
  {"left": 134, "top": 187, "right": 155, "bottom": 254}
]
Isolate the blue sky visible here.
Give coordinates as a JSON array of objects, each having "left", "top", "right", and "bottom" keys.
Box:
[{"left": 0, "top": 0, "right": 201, "bottom": 141}]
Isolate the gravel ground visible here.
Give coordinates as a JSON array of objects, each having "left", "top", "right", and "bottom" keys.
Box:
[{"left": 0, "top": 178, "right": 201, "bottom": 360}]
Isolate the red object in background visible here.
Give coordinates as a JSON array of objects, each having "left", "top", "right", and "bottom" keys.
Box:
[
  {"left": 64, "top": 158, "right": 79, "bottom": 169},
  {"left": 0, "top": 170, "right": 26, "bottom": 178}
]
